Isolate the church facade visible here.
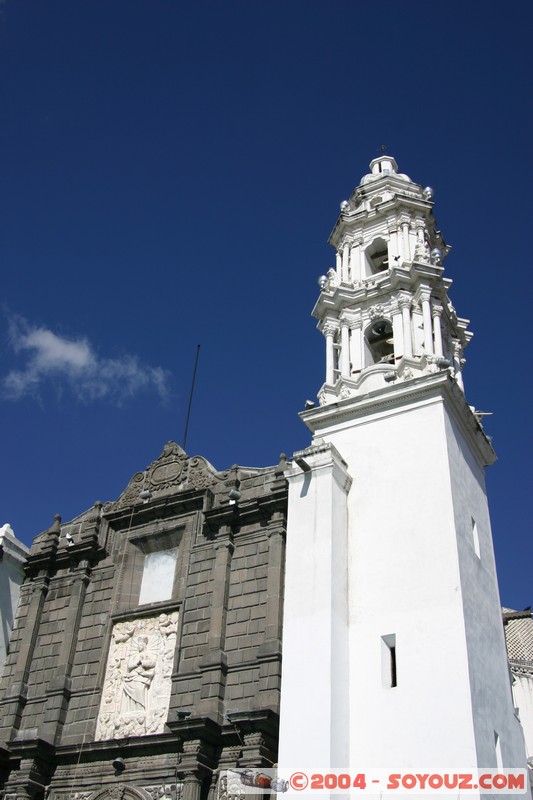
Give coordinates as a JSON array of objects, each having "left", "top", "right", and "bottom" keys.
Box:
[
  {"left": 0, "top": 156, "right": 530, "bottom": 800},
  {"left": 0, "top": 446, "right": 287, "bottom": 800}
]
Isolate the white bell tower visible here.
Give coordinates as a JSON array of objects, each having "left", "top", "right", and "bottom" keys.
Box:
[
  {"left": 315, "top": 153, "right": 469, "bottom": 404},
  {"left": 279, "top": 156, "right": 530, "bottom": 798}
]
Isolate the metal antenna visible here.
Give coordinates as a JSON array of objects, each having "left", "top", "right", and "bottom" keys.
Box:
[{"left": 182, "top": 344, "right": 200, "bottom": 451}]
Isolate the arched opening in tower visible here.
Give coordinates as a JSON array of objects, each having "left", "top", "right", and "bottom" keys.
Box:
[
  {"left": 365, "top": 319, "right": 394, "bottom": 366},
  {"left": 364, "top": 237, "right": 389, "bottom": 278}
]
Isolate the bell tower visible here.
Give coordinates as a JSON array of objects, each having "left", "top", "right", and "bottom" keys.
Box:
[
  {"left": 315, "top": 153, "right": 469, "bottom": 405},
  {"left": 279, "top": 156, "right": 530, "bottom": 797}
]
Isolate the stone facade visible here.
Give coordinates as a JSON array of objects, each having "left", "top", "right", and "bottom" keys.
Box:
[{"left": 0, "top": 443, "right": 287, "bottom": 800}]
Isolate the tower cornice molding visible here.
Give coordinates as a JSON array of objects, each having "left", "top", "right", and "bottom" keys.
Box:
[
  {"left": 328, "top": 194, "right": 432, "bottom": 250},
  {"left": 302, "top": 372, "right": 495, "bottom": 469}
]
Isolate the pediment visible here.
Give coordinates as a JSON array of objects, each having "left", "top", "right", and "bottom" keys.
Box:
[{"left": 110, "top": 441, "right": 226, "bottom": 510}]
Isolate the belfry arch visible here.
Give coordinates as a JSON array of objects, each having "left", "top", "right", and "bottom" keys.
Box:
[{"left": 363, "top": 317, "right": 394, "bottom": 366}]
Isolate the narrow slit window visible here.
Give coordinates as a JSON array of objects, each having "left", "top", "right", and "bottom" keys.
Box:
[
  {"left": 494, "top": 731, "right": 503, "bottom": 770},
  {"left": 381, "top": 634, "right": 397, "bottom": 688},
  {"left": 390, "top": 645, "right": 397, "bottom": 688},
  {"left": 471, "top": 517, "right": 481, "bottom": 559}
]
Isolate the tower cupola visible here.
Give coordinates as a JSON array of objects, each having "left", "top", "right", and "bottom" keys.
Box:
[{"left": 314, "top": 156, "right": 471, "bottom": 405}]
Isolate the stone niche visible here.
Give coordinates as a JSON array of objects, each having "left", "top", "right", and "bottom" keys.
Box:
[{"left": 95, "top": 612, "right": 178, "bottom": 740}]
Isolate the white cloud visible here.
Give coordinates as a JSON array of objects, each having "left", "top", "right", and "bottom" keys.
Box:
[{"left": 3, "top": 315, "right": 170, "bottom": 404}]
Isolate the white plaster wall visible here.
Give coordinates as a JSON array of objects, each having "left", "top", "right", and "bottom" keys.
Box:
[
  {"left": 322, "top": 395, "right": 478, "bottom": 767},
  {"left": 444, "top": 407, "right": 528, "bottom": 781},
  {"left": 281, "top": 386, "right": 530, "bottom": 799}
]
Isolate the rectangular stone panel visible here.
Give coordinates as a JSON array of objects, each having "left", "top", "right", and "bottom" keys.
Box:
[{"left": 94, "top": 611, "right": 178, "bottom": 740}]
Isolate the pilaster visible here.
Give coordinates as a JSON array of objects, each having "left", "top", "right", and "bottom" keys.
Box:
[{"left": 279, "top": 441, "right": 352, "bottom": 768}]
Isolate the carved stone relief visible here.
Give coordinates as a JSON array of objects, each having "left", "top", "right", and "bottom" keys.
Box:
[
  {"left": 143, "top": 786, "right": 178, "bottom": 800},
  {"left": 88, "top": 788, "right": 153, "bottom": 800},
  {"left": 52, "top": 794, "right": 92, "bottom": 800},
  {"left": 217, "top": 772, "right": 244, "bottom": 800},
  {"left": 339, "top": 385, "right": 351, "bottom": 400},
  {"left": 95, "top": 613, "right": 178, "bottom": 740}
]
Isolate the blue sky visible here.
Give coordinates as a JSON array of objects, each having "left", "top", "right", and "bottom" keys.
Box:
[{"left": 0, "top": 0, "right": 531, "bottom": 609}]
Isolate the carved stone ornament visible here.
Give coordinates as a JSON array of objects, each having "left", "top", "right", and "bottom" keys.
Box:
[
  {"left": 95, "top": 613, "right": 179, "bottom": 740},
  {"left": 51, "top": 791, "right": 148, "bottom": 800},
  {"left": 113, "top": 442, "right": 225, "bottom": 509},
  {"left": 217, "top": 772, "right": 245, "bottom": 800},
  {"left": 318, "top": 390, "right": 328, "bottom": 406},
  {"left": 368, "top": 304, "right": 385, "bottom": 320},
  {"left": 87, "top": 788, "right": 152, "bottom": 800},
  {"left": 414, "top": 238, "right": 430, "bottom": 261},
  {"left": 326, "top": 267, "right": 339, "bottom": 287},
  {"left": 50, "top": 794, "right": 92, "bottom": 800},
  {"left": 143, "top": 786, "right": 177, "bottom": 800}
]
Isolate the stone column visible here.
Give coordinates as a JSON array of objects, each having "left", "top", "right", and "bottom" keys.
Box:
[
  {"left": 398, "top": 293, "right": 413, "bottom": 359},
  {"left": 263, "top": 515, "right": 286, "bottom": 645},
  {"left": 40, "top": 561, "right": 92, "bottom": 744},
  {"left": 258, "top": 512, "right": 286, "bottom": 710},
  {"left": 340, "top": 319, "right": 351, "bottom": 378},
  {"left": 359, "top": 243, "right": 367, "bottom": 279},
  {"left": 335, "top": 250, "right": 342, "bottom": 277},
  {"left": 324, "top": 324, "right": 336, "bottom": 385},
  {"left": 390, "top": 299, "right": 402, "bottom": 361},
  {"left": 198, "top": 527, "right": 233, "bottom": 717},
  {"left": 402, "top": 221, "right": 411, "bottom": 261},
  {"left": 432, "top": 303, "right": 444, "bottom": 358},
  {"left": 413, "top": 226, "right": 423, "bottom": 260},
  {"left": 350, "top": 241, "right": 361, "bottom": 282},
  {"left": 388, "top": 226, "right": 399, "bottom": 266},
  {"left": 182, "top": 772, "right": 203, "bottom": 800},
  {"left": 207, "top": 535, "right": 233, "bottom": 653},
  {"left": 0, "top": 576, "right": 49, "bottom": 738},
  {"left": 342, "top": 242, "right": 350, "bottom": 283},
  {"left": 420, "top": 291, "right": 434, "bottom": 355},
  {"left": 177, "top": 737, "right": 216, "bottom": 800},
  {"left": 349, "top": 319, "right": 363, "bottom": 374}
]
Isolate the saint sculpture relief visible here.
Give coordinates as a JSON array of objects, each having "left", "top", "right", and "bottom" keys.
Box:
[{"left": 95, "top": 613, "right": 178, "bottom": 740}]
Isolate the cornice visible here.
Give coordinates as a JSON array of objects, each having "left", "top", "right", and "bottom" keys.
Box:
[
  {"left": 104, "top": 487, "right": 208, "bottom": 531},
  {"left": 302, "top": 372, "right": 495, "bottom": 469},
  {"left": 328, "top": 191, "right": 432, "bottom": 249},
  {"left": 203, "top": 486, "right": 288, "bottom": 536},
  {"left": 52, "top": 731, "right": 184, "bottom": 763},
  {"left": 312, "top": 264, "right": 451, "bottom": 321}
]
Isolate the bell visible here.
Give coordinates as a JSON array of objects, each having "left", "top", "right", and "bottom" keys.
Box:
[{"left": 371, "top": 320, "right": 392, "bottom": 339}]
